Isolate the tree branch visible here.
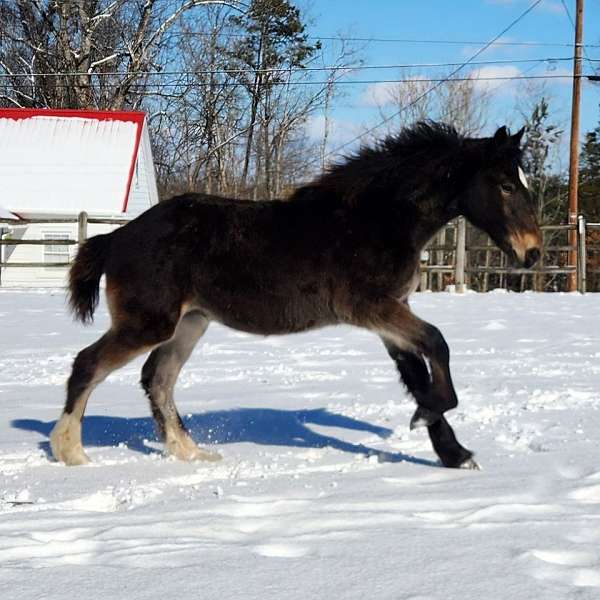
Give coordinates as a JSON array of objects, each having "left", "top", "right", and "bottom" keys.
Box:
[
  {"left": 88, "top": 52, "right": 127, "bottom": 72},
  {"left": 0, "top": 94, "right": 25, "bottom": 108},
  {"left": 144, "top": 1, "right": 246, "bottom": 53}
]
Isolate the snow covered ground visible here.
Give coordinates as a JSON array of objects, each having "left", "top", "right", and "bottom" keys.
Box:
[{"left": 1, "top": 289, "right": 599, "bottom": 599}]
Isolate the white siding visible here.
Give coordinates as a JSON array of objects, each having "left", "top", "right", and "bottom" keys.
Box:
[
  {"left": 125, "top": 124, "right": 159, "bottom": 216},
  {"left": 0, "top": 222, "right": 118, "bottom": 287}
]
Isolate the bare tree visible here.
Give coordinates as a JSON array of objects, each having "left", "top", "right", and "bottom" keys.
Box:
[
  {"left": 0, "top": 0, "right": 360, "bottom": 199},
  {"left": 150, "top": 1, "right": 360, "bottom": 199},
  {"left": 226, "top": 0, "right": 321, "bottom": 193},
  {"left": 0, "top": 0, "right": 245, "bottom": 110},
  {"left": 149, "top": 4, "right": 250, "bottom": 195},
  {"left": 370, "top": 70, "right": 490, "bottom": 137}
]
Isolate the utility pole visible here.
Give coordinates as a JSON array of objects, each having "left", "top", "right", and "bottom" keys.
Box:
[{"left": 567, "top": 0, "right": 584, "bottom": 291}]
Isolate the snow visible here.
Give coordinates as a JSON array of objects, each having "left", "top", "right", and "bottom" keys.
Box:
[
  {"left": 1, "top": 289, "right": 599, "bottom": 599},
  {"left": 0, "top": 114, "right": 141, "bottom": 216},
  {"left": 0, "top": 205, "right": 18, "bottom": 221}
]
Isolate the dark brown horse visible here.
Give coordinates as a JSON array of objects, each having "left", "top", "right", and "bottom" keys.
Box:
[{"left": 50, "top": 122, "right": 541, "bottom": 468}]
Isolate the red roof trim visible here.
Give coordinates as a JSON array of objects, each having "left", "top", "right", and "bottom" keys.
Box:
[
  {"left": 0, "top": 108, "right": 146, "bottom": 213},
  {"left": 122, "top": 121, "right": 145, "bottom": 212},
  {"left": 0, "top": 107, "right": 146, "bottom": 124}
]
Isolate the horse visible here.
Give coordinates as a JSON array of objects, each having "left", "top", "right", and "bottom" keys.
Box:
[{"left": 50, "top": 121, "right": 541, "bottom": 469}]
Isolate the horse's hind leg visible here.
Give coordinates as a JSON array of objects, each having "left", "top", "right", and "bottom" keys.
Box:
[
  {"left": 50, "top": 327, "right": 168, "bottom": 465},
  {"left": 141, "top": 310, "right": 220, "bottom": 462}
]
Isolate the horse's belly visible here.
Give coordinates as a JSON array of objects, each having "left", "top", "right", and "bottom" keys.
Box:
[{"left": 196, "top": 291, "right": 333, "bottom": 336}]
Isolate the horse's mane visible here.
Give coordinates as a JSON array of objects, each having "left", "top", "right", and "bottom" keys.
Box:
[
  {"left": 289, "top": 121, "right": 470, "bottom": 205},
  {"left": 371, "top": 120, "right": 463, "bottom": 159}
]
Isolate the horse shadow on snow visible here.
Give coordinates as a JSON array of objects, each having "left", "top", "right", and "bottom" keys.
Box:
[{"left": 12, "top": 407, "right": 435, "bottom": 466}]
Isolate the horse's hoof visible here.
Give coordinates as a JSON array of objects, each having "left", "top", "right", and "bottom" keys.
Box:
[
  {"left": 459, "top": 457, "right": 481, "bottom": 470},
  {"left": 193, "top": 449, "right": 222, "bottom": 462},
  {"left": 50, "top": 414, "right": 91, "bottom": 465},
  {"left": 61, "top": 449, "right": 91, "bottom": 466},
  {"left": 50, "top": 442, "right": 91, "bottom": 466},
  {"left": 410, "top": 406, "right": 441, "bottom": 430},
  {"left": 174, "top": 447, "right": 222, "bottom": 462},
  {"left": 166, "top": 435, "right": 221, "bottom": 462}
]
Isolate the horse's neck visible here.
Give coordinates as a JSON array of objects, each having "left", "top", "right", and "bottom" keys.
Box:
[
  {"left": 406, "top": 190, "right": 460, "bottom": 251},
  {"left": 301, "top": 174, "right": 460, "bottom": 249}
]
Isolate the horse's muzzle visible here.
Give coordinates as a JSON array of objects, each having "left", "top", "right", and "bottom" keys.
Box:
[{"left": 523, "top": 247, "right": 541, "bottom": 268}]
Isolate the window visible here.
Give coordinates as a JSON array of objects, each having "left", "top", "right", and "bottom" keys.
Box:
[{"left": 44, "top": 232, "right": 70, "bottom": 265}]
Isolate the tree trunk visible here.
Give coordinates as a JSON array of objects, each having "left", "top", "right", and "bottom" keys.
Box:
[{"left": 241, "top": 31, "right": 264, "bottom": 191}]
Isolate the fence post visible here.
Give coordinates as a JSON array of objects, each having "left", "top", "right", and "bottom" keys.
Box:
[
  {"left": 419, "top": 250, "right": 429, "bottom": 291},
  {"left": 577, "top": 214, "right": 586, "bottom": 293},
  {"left": 535, "top": 228, "right": 545, "bottom": 292},
  {"left": 455, "top": 217, "right": 466, "bottom": 293},
  {"left": 77, "top": 211, "right": 88, "bottom": 246},
  {"left": 435, "top": 228, "right": 445, "bottom": 291}
]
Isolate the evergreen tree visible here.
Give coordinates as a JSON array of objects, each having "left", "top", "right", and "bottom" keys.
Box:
[
  {"left": 227, "top": 0, "right": 321, "bottom": 192},
  {"left": 579, "top": 116, "right": 600, "bottom": 222},
  {"left": 521, "top": 97, "right": 562, "bottom": 222}
]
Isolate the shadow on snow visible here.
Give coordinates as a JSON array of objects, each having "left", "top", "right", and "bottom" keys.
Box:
[{"left": 12, "top": 407, "right": 436, "bottom": 467}]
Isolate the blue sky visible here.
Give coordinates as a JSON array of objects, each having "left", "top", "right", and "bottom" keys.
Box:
[{"left": 303, "top": 0, "right": 600, "bottom": 164}]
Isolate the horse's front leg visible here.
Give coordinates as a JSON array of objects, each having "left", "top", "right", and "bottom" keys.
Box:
[
  {"left": 365, "top": 300, "right": 477, "bottom": 468},
  {"left": 383, "top": 342, "right": 477, "bottom": 469}
]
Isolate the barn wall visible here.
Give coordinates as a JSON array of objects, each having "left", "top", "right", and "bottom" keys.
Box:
[
  {"left": 0, "top": 111, "right": 158, "bottom": 287},
  {"left": 126, "top": 124, "right": 159, "bottom": 216},
  {"left": 126, "top": 156, "right": 150, "bottom": 216}
]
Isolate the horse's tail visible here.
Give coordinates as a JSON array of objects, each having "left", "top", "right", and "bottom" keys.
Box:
[{"left": 68, "top": 233, "right": 112, "bottom": 324}]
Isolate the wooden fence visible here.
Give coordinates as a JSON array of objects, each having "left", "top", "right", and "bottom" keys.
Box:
[
  {"left": 0, "top": 212, "right": 128, "bottom": 275},
  {"left": 1, "top": 211, "right": 599, "bottom": 292},
  {"left": 421, "top": 216, "right": 600, "bottom": 293}
]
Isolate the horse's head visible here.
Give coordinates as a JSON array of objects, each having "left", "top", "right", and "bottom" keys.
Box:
[{"left": 459, "top": 126, "right": 542, "bottom": 268}]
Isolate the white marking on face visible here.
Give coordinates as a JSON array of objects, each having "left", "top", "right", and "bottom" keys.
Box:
[{"left": 518, "top": 166, "right": 529, "bottom": 190}]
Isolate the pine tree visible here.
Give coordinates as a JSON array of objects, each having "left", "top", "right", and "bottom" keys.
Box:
[
  {"left": 579, "top": 114, "right": 600, "bottom": 222},
  {"left": 227, "top": 0, "right": 321, "bottom": 194}
]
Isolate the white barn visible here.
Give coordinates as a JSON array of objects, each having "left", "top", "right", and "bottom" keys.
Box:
[{"left": 0, "top": 108, "right": 158, "bottom": 287}]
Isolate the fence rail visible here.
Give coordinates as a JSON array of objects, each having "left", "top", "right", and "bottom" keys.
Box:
[
  {"left": 0, "top": 212, "right": 128, "bottom": 271},
  {"left": 421, "top": 215, "right": 598, "bottom": 293},
  {"left": 1, "top": 211, "right": 599, "bottom": 292},
  {"left": 0, "top": 239, "right": 77, "bottom": 246}
]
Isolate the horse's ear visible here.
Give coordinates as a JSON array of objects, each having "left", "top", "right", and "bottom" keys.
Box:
[
  {"left": 511, "top": 126, "right": 526, "bottom": 146},
  {"left": 493, "top": 126, "right": 509, "bottom": 145}
]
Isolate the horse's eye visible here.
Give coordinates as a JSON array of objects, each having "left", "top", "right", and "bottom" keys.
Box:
[{"left": 500, "top": 182, "right": 515, "bottom": 195}]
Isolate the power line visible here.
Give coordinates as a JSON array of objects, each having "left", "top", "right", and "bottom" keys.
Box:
[
  {"left": 168, "top": 30, "right": 600, "bottom": 48},
  {"left": 560, "top": 0, "right": 596, "bottom": 72},
  {"left": 319, "top": 0, "right": 547, "bottom": 163},
  {"left": 0, "top": 57, "right": 577, "bottom": 79},
  {"left": 0, "top": 74, "right": 590, "bottom": 91}
]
